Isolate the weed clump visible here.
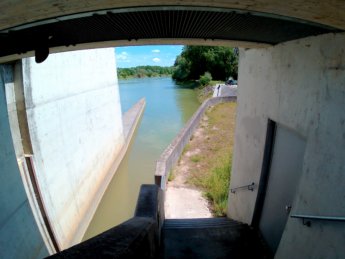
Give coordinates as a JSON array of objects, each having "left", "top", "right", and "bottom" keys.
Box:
[
  {"left": 190, "top": 155, "right": 201, "bottom": 163},
  {"left": 204, "top": 157, "right": 231, "bottom": 216}
]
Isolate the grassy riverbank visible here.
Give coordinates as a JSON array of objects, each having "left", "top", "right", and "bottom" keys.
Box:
[{"left": 169, "top": 102, "right": 237, "bottom": 216}]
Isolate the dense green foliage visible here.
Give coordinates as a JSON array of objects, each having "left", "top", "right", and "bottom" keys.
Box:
[
  {"left": 172, "top": 46, "right": 238, "bottom": 82},
  {"left": 117, "top": 66, "right": 173, "bottom": 79},
  {"left": 199, "top": 72, "right": 212, "bottom": 86}
]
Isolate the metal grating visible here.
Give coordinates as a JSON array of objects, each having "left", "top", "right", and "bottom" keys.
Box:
[{"left": 0, "top": 8, "right": 340, "bottom": 58}]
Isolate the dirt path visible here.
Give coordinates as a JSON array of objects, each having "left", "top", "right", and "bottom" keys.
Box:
[{"left": 165, "top": 102, "right": 236, "bottom": 219}]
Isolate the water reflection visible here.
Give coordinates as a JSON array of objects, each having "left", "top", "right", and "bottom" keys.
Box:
[{"left": 83, "top": 77, "right": 199, "bottom": 239}]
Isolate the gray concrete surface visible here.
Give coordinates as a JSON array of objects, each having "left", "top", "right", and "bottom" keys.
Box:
[
  {"left": 49, "top": 217, "right": 157, "bottom": 259},
  {"left": 1, "top": 1, "right": 344, "bottom": 34},
  {"left": 135, "top": 184, "right": 164, "bottom": 244},
  {"left": 161, "top": 218, "right": 270, "bottom": 259},
  {"left": 228, "top": 32, "right": 345, "bottom": 258},
  {"left": 47, "top": 186, "right": 270, "bottom": 259},
  {"left": 0, "top": 64, "right": 48, "bottom": 259},
  {"left": 213, "top": 84, "right": 237, "bottom": 97},
  {"left": 165, "top": 187, "right": 212, "bottom": 219},
  {"left": 0, "top": 0, "right": 345, "bottom": 49},
  {"left": 123, "top": 98, "right": 145, "bottom": 141},
  {"left": 20, "top": 48, "right": 125, "bottom": 249},
  {"left": 1, "top": 3, "right": 343, "bottom": 63},
  {"left": 48, "top": 184, "right": 162, "bottom": 259}
]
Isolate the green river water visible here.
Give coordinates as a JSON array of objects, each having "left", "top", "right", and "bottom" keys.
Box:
[{"left": 83, "top": 77, "right": 199, "bottom": 239}]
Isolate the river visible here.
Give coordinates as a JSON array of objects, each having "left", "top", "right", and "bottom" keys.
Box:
[{"left": 83, "top": 77, "right": 199, "bottom": 240}]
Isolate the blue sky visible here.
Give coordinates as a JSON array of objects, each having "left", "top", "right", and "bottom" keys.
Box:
[{"left": 115, "top": 45, "right": 183, "bottom": 68}]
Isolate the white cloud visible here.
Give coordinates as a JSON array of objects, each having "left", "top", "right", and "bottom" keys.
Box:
[
  {"left": 152, "top": 49, "right": 160, "bottom": 53},
  {"left": 117, "top": 51, "right": 128, "bottom": 60},
  {"left": 152, "top": 58, "right": 160, "bottom": 63}
]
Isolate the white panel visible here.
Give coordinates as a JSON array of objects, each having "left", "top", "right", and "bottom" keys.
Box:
[{"left": 22, "top": 48, "right": 124, "bottom": 248}]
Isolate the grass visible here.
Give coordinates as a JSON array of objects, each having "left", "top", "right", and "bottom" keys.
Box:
[
  {"left": 186, "top": 102, "right": 237, "bottom": 216},
  {"left": 204, "top": 156, "right": 231, "bottom": 216},
  {"left": 190, "top": 155, "right": 201, "bottom": 163},
  {"left": 168, "top": 170, "right": 175, "bottom": 181}
]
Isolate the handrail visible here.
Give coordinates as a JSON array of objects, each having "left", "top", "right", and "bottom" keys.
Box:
[
  {"left": 291, "top": 214, "right": 345, "bottom": 227},
  {"left": 230, "top": 182, "right": 255, "bottom": 193}
]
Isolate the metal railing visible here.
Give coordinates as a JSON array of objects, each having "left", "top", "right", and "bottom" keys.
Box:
[
  {"left": 230, "top": 182, "right": 255, "bottom": 193},
  {"left": 290, "top": 214, "right": 345, "bottom": 227}
]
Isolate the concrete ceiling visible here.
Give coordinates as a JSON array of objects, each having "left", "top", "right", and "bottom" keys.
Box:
[
  {"left": 1, "top": 1, "right": 344, "bottom": 31},
  {"left": 0, "top": 1, "right": 343, "bottom": 62}
]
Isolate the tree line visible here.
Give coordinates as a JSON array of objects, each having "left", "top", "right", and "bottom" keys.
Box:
[
  {"left": 172, "top": 46, "right": 238, "bottom": 85},
  {"left": 117, "top": 66, "right": 173, "bottom": 79},
  {"left": 117, "top": 46, "right": 238, "bottom": 84}
]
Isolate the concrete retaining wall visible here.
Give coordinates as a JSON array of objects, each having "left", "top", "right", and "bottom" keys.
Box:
[
  {"left": 17, "top": 48, "right": 124, "bottom": 250},
  {"left": 228, "top": 32, "right": 345, "bottom": 258},
  {"left": 155, "top": 96, "right": 236, "bottom": 189}
]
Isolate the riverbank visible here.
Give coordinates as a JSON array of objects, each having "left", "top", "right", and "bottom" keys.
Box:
[{"left": 165, "top": 101, "right": 237, "bottom": 218}]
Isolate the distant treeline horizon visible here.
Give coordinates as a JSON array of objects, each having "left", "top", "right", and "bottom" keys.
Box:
[
  {"left": 117, "top": 65, "right": 173, "bottom": 79},
  {"left": 117, "top": 46, "right": 238, "bottom": 82}
]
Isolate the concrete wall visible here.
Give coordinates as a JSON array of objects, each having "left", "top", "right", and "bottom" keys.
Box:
[
  {"left": 22, "top": 48, "right": 124, "bottom": 249},
  {"left": 228, "top": 32, "right": 345, "bottom": 258},
  {"left": 1, "top": 1, "right": 345, "bottom": 32},
  {"left": 155, "top": 96, "right": 236, "bottom": 189},
  {"left": 0, "top": 65, "right": 49, "bottom": 258},
  {"left": 48, "top": 184, "right": 163, "bottom": 259}
]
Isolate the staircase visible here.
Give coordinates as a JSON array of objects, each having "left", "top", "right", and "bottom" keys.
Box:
[{"left": 161, "top": 218, "right": 271, "bottom": 259}]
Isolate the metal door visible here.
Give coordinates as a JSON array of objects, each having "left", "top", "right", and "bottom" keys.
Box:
[{"left": 259, "top": 124, "right": 306, "bottom": 253}]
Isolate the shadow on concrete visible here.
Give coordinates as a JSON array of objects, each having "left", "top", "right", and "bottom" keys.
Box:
[{"left": 161, "top": 218, "right": 272, "bottom": 259}]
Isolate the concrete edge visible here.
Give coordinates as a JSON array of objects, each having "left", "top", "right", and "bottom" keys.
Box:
[
  {"left": 154, "top": 96, "right": 236, "bottom": 189},
  {"left": 135, "top": 184, "right": 165, "bottom": 244},
  {"left": 48, "top": 184, "right": 161, "bottom": 258},
  {"left": 48, "top": 217, "right": 157, "bottom": 259},
  {"left": 123, "top": 98, "right": 146, "bottom": 142},
  {"left": 70, "top": 98, "right": 146, "bottom": 246}
]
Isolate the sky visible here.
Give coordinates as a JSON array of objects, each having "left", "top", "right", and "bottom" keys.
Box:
[{"left": 115, "top": 45, "right": 183, "bottom": 68}]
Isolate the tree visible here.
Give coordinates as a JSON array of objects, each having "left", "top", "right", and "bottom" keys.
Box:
[
  {"left": 117, "top": 66, "right": 174, "bottom": 79},
  {"left": 172, "top": 56, "right": 190, "bottom": 81},
  {"left": 172, "top": 46, "right": 238, "bottom": 82}
]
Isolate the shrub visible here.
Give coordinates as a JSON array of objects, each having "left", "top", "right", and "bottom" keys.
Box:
[{"left": 199, "top": 72, "right": 212, "bottom": 86}]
